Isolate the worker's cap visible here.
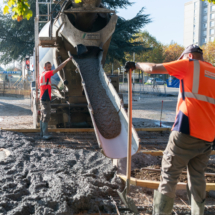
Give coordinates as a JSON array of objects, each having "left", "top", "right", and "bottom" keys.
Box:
[{"left": 178, "top": 44, "right": 203, "bottom": 60}]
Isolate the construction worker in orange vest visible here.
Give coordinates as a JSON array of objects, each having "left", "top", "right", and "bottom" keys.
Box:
[
  {"left": 125, "top": 44, "right": 215, "bottom": 215},
  {"left": 39, "top": 56, "right": 72, "bottom": 140}
]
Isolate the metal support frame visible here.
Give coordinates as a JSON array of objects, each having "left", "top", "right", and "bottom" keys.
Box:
[{"left": 34, "top": 0, "right": 55, "bottom": 108}]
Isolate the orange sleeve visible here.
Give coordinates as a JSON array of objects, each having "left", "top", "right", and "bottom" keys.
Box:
[
  {"left": 163, "top": 59, "right": 189, "bottom": 80},
  {"left": 46, "top": 70, "right": 54, "bottom": 79}
]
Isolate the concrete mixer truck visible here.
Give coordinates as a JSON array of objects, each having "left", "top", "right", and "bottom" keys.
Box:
[{"left": 31, "top": 0, "right": 139, "bottom": 159}]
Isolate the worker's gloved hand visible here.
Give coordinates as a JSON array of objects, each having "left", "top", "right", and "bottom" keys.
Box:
[
  {"left": 212, "top": 140, "right": 215, "bottom": 150},
  {"left": 125, "top": 61, "right": 136, "bottom": 72}
]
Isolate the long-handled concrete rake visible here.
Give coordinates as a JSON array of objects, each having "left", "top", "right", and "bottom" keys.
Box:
[{"left": 117, "top": 68, "right": 138, "bottom": 214}]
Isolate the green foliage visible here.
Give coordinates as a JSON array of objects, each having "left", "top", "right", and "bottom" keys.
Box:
[
  {"left": 201, "top": 41, "right": 215, "bottom": 65},
  {"left": 203, "top": 0, "right": 215, "bottom": 4},
  {"left": 105, "top": 5, "right": 151, "bottom": 63},
  {"left": 126, "top": 31, "right": 164, "bottom": 63},
  {"left": 3, "top": 0, "right": 33, "bottom": 21},
  {"left": 103, "top": 0, "right": 132, "bottom": 9},
  {"left": 0, "top": 0, "right": 47, "bottom": 64},
  {"left": 0, "top": 0, "right": 151, "bottom": 65}
]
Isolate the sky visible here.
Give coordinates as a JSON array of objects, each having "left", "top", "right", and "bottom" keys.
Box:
[{"left": 0, "top": 0, "right": 189, "bottom": 45}]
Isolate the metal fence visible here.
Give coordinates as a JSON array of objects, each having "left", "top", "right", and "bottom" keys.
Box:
[
  {"left": 119, "top": 83, "right": 179, "bottom": 96},
  {"left": 0, "top": 80, "right": 31, "bottom": 98}
]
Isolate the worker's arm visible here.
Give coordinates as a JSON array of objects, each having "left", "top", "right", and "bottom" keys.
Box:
[
  {"left": 125, "top": 61, "right": 168, "bottom": 74},
  {"left": 53, "top": 56, "right": 73, "bottom": 75},
  {"left": 136, "top": 62, "right": 168, "bottom": 74}
]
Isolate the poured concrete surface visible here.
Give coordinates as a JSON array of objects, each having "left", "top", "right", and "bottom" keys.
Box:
[{"left": 0, "top": 131, "right": 122, "bottom": 215}]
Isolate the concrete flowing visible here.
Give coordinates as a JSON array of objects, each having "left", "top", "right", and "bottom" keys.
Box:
[{"left": 72, "top": 49, "right": 121, "bottom": 139}]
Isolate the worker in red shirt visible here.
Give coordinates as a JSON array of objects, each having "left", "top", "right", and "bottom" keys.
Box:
[
  {"left": 39, "top": 56, "right": 72, "bottom": 139},
  {"left": 125, "top": 44, "right": 215, "bottom": 215}
]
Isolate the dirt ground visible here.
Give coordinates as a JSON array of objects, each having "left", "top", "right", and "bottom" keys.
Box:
[
  {"left": 132, "top": 164, "right": 215, "bottom": 183},
  {"left": 0, "top": 97, "right": 32, "bottom": 129},
  {"left": 0, "top": 93, "right": 177, "bottom": 129}
]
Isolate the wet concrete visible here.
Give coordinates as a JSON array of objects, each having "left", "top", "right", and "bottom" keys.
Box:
[
  {"left": 0, "top": 150, "right": 6, "bottom": 161},
  {"left": 72, "top": 49, "right": 121, "bottom": 139},
  {"left": 0, "top": 131, "right": 123, "bottom": 214}
]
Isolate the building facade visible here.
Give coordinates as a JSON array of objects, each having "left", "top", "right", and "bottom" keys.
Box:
[{"left": 184, "top": 0, "right": 215, "bottom": 47}]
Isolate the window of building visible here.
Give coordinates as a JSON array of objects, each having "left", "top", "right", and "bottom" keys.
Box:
[
  {"left": 194, "top": 9, "right": 198, "bottom": 15},
  {"left": 203, "top": 30, "right": 207, "bottom": 36},
  {"left": 211, "top": 21, "right": 215, "bottom": 27},
  {"left": 203, "top": 15, "right": 207, "bottom": 21},
  {"left": 193, "top": 39, "right": 197, "bottom": 44},
  {"left": 204, "top": 1, "right": 208, "bottom": 7},
  {"left": 203, "top": 37, "right": 207, "bottom": 44},
  {"left": 194, "top": 2, "right": 198, "bottom": 8},
  {"left": 211, "top": 5, "right": 215, "bottom": 11},
  {"left": 203, "top": 23, "right": 207, "bottom": 28},
  {"left": 210, "top": 37, "right": 214, "bottom": 41},
  {"left": 204, "top": 8, "right": 207, "bottom": 14},
  {"left": 210, "top": 29, "right": 214, "bottom": 35}
]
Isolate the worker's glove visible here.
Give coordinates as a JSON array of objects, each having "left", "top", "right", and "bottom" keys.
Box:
[
  {"left": 212, "top": 140, "right": 215, "bottom": 150},
  {"left": 125, "top": 61, "right": 136, "bottom": 72}
]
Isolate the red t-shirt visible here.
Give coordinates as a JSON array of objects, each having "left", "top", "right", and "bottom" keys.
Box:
[{"left": 39, "top": 70, "right": 54, "bottom": 101}]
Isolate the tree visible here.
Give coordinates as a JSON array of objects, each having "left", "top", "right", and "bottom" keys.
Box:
[
  {"left": 204, "top": 0, "right": 215, "bottom": 3},
  {"left": 3, "top": 0, "right": 81, "bottom": 21},
  {"left": 107, "top": 7, "right": 151, "bottom": 63},
  {"left": 3, "top": 0, "right": 33, "bottom": 21},
  {"left": 163, "top": 43, "right": 184, "bottom": 63},
  {"left": 0, "top": 0, "right": 151, "bottom": 64},
  {"left": 0, "top": 0, "right": 49, "bottom": 64},
  {"left": 201, "top": 41, "right": 215, "bottom": 65},
  {"left": 125, "top": 31, "right": 164, "bottom": 63}
]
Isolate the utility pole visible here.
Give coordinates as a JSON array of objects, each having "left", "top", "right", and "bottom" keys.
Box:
[{"left": 111, "top": 63, "right": 113, "bottom": 75}]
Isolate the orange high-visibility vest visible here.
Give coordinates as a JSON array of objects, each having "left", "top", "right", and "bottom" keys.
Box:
[
  {"left": 39, "top": 70, "right": 53, "bottom": 101},
  {"left": 163, "top": 59, "right": 215, "bottom": 142}
]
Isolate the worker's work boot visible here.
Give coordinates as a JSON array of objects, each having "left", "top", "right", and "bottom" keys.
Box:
[
  {"left": 152, "top": 190, "right": 174, "bottom": 215},
  {"left": 42, "top": 122, "right": 52, "bottom": 140},
  {"left": 40, "top": 121, "right": 43, "bottom": 137},
  {"left": 191, "top": 196, "right": 205, "bottom": 215}
]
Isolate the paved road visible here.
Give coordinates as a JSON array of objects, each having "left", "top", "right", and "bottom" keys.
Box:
[{"left": 0, "top": 96, "right": 32, "bottom": 129}]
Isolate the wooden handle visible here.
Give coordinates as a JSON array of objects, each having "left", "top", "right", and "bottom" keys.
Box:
[{"left": 126, "top": 68, "right": 133, "bottom": 193}]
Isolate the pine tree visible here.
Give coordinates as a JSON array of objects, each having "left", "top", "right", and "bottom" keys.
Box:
[
  {"left": 103, "top": 1, "right": 151, "bottom": 63},
  {"left": 0, "top": 0, "right": 151, "bottom": 64}
]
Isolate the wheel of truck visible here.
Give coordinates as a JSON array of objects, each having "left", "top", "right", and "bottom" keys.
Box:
[{"left": 33, "top": 98, "right": 39, "bottom": 128}]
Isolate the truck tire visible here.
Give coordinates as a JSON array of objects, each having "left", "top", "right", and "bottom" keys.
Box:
[{"left": 33, "top": 98, "right": 39, "bottom": 128}]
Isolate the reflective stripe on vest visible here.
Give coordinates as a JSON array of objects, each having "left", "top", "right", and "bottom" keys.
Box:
[
  {"left": 40, "top": 73, "right": 51, "bottom": 86},
  {"left": 179, "top": 60, "right": 215, "bottom": 105},
  {"left": 179, "top": 92, "right": 215, "bottom": 105}
]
